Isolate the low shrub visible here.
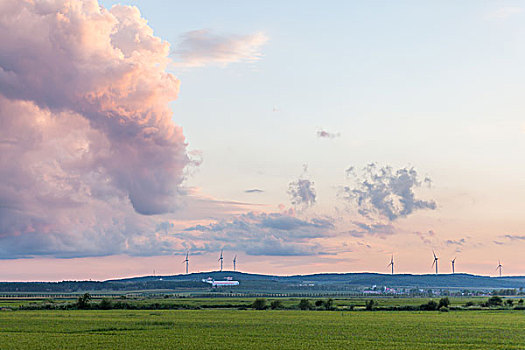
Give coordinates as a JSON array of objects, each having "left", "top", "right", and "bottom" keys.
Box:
[
  {"left": 252, "top": 298, "right": 267, "bottom": 310},
  {"left": 420, "top": 300, "right": 438, "bottom": 311},
  {"left": 270, "top": 300, "right": 283, "bottom": 310},
  {"left": 298, "top": 299, "right": 312, "bottom": 310}
]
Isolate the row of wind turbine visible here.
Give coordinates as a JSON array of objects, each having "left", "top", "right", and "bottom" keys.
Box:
[
  {"left": 181, "top": 250, "right": 238, "bottom": 274},
  {"left": 387, "top": 252, "right": 503, "bottom": 276}
]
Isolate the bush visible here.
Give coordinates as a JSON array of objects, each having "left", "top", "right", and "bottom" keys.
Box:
[
  {"left": 365, "top": 300, "right": 376, "bottom": 311},
  {"left": 251, "top": 298, "right": 267, "bottom": 310},
  {"left": 323, "top": 298, "right": 335, "bottom": 310},
  {"left": 505, "top": 299, "right": 514, "bottom": 307},
  {"left": 298, "top": 299, "right": 312, "bottom": 310},
  {"left": 420, "top": 300, "right": 438, "bottom": 311},
  {"left": 438, "top": 297, "right": 450, "bottom": 309},
  {"left": 76, "top": 293, "right": 91, "bottom": 309},
  {"left": 439, "top": 306, "right": 449, "bottom": 312},
  {"left": 487, "top": 296, "right": 503, "bottom": 307},
  {"left": 315, "top": 300, "right": 324, "bottom": 307},
  {"left": 518, "top": 299, "right": 524, "bottom": 306},
  {"left": 464, "top": 301, "right": 475, "bottom": 307},
  {"left": 270, "top": 300, "right": 283, "bottom": 310},
  {"left": 99, "top": 298, "right": 113, "bottom": 310}
]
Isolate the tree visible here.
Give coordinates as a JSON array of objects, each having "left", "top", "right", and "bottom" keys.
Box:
[
  {"left": 365, "top": 299, "right": 376, "bottom": 311},
  {"left": 252, "top": 298, "right": 267, "bottom": 310},
  {"left": 315, "top": 300, "right": 324, "bottom": 307},
  {"left": 298, "top": 299, "right": 312, "bottom": 310},
  {"left": 505, "top": 299, "right": 514, "bottom": 307},
  {"left": 76, "top": 293, "right": 91, "bottom": 309},
  {"left": 99, "top": 298, "right": 113, "bottom": 310},
  {"left": 438, "top": 297, "right": 450, "bottom": 309},
  {"left": 323, "top": 298, "right": 334, "bottom": 310},
  {"left": 487, "top": 296, "right": 503, "bottom": 307},
  {"left": 518, "top": 299, "right": 524, "bottom": 306},
  {"left": 420, "top": 300, "right": 438, "bottom": 311},
  {"left": 270, "top": 300, "right": 283, "bottom": 310}
]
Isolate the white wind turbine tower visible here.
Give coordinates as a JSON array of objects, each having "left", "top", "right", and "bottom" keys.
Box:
[
  {"left": 183, "top": 251, "right": 189, "bottom": 274},
  {"left": 451, "top": 257, "right": 456, "bottom": 274},
  {"left": 496, "top": 260, "right": 503, "bottom": 277},
  {"left": 387, "top": 254, "right": 394, "bottom": 275},
  {"left": 233, "top": 255, "right": 237, "bottom": 272},
  {"left": 432, "top": 250, "right": 439, "bottom": 275},
  {"left": 218, "top": 249, "right": 224, "bottom": 272}
]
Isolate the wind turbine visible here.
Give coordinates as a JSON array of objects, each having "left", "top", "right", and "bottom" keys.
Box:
[
  {"left": 183, "top": 251, "right": 189, "bottom": 274},
  {"left": 496, "top": 260, "right": 503, "bottom": 277},
  {"left": 233, "top": 255, "right": 237, "bottom": 272},
  {"left": 451, "top": 257, "right": 456, "bottom": 274},
  {"left": 432, "top": 250, "right": 439, "bottom": 275},
  {"left": 218, "top": 249, "right": 223, "bottom": 272},
  {"left": 387, "top": 254, "right": 394, "bottom": 275}
]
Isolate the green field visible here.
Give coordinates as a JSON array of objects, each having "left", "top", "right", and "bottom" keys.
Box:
[{"left": 0, "top": 309, "right": 523, "bottom": 349}]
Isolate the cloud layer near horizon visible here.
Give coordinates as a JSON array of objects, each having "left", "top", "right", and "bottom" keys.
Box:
[
  {"left": 0, "top": 0, "right": 190, "bottom": 258},
  {"left": 179, "top": 211, "right": 335, "bottom": 256}
]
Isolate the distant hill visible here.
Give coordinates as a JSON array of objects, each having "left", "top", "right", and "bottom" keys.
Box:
[
  {"left": 1, "top": 272, "right": 524, "bottom": 293},
  {"left": 112, "top": 271, "right": 525, "bottom": 290}
]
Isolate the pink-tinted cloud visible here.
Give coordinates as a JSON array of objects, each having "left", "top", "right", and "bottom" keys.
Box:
[
  {"left": 317, "top": 129, "right": 340, "bottom": 139},
  {"left": 173, "top": 30, "right": 268, "bottom": 67},
  {"left": 0, "top": 0, "right": 192, "bottom": 258},
  {"left": 0, "top": 0, "right": 188, "bottom": 215}
]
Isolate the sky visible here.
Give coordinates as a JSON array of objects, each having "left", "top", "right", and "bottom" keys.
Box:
[{"left": 1, "top": 0, "right": 525, "bottom": 281}]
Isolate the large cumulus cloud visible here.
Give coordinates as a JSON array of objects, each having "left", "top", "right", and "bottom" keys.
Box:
[
  {"left": 0, "top": 0, "right": 190, "bottom": 258},
  {"left": 0, "top": 0, "right": 188, "bottom": 215}
]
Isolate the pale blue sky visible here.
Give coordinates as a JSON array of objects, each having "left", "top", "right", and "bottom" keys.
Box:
[
  {"left": 2, "top": 0, "right": 523, "bottom": 280},
  {"left": 99, "top": 0, "right": 525, "bottom": 205}
]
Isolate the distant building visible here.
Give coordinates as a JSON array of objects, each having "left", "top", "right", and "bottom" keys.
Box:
[{"left": 202, "top": 277, "right": 239, "bottom": 287}]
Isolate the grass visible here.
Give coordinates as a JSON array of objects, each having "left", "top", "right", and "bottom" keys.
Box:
[{"left": 0, "top": 309, "right": 523, "bottom": 349}]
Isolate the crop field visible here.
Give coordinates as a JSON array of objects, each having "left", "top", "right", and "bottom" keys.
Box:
[{"left": 0, "top": 309, "right": 523, "bottom": 349}]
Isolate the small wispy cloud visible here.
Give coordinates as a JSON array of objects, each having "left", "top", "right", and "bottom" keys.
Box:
[
  {"left": 245, "top": 189, "right": 264, "bottom": 193},
  {"left": 348, "top": 222, "right": 395, "bottom": 238},
  {"left": 288, "top": 165, "right": 316, "bottom": 210},
  {"left": 445, "top": 238, "right": 466, "bottom": 246},
  {"left": 486, "top": 7, "right": 523, "bottom": 20},
  {"left": 414, "top": 230, "right": 436, "bottom": 245},
  {"left": 317, "top": 129, "right": 340, "bottom": 139},
  {"left": 504, "top": 234, "right": 525, "bottom": 241},
  {"left": 173, "top": 30, "right": 268, "bottom": 67}
]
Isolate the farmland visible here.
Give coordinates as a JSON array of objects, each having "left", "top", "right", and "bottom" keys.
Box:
[{"left": 0, "top": 309, "right": 524, "bottom": 349}]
